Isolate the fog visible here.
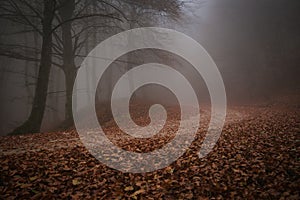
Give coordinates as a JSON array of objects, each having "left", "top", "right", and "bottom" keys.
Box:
[
  {"left": 0, "top": 0, "right": 299, "bottom": 135},
  {"left": 181, "top": 0, "right": 300, "bottom": 102}
]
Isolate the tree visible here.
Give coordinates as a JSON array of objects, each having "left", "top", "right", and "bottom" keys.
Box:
[
  {"left": 0, "top": 0, "right": 123, "bottom": 133},
  {"left": 4, "top": 0, "right": 57, "bottom": 134},
  {"left": 0, "top": 0, "right": 183, "bottom": 134},
  {"left": 54, "top": 0, "right": 124, "bottom": 127},
  {"left": 54, "top": 0, "right": 183, "bottom": 127}
]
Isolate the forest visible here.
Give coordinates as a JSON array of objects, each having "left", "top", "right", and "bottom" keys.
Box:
[{"left": 0, "top": 0, "right": 299, "bottom": 199}]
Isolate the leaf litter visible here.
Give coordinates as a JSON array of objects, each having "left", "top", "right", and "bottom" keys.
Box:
[{"left": 0, "top": 100, "right": 299, "bottom": 199}]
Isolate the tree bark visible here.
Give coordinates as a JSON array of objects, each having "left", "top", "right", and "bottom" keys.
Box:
[
  {"left": 10, "top": 0, "right": 56, "bottom": 134},
  {"left": 58, "top": 0, "right": 77, "bottom": 127}
]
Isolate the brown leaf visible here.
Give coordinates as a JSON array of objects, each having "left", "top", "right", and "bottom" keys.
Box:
[
  {"left": 124, "top": 186, "right": 134, "bottom": 191},
  {"left": 72, "top": 178, "right": 81, "bottom": 186},
  {"left": 130, "top": 189, "right": 146, "bottom": 197}
]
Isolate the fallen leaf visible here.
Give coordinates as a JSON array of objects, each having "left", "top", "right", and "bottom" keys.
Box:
[
  {"left": 124, "top": 186, "right": 134, "bottom": 191},
  {"left": 72, "top": 179, "right": 81, "bottom": 186}
]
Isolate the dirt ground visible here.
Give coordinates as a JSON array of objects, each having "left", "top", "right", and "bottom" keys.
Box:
[{"left": 0, "top": 100, "right": 299, "bottom": 199}]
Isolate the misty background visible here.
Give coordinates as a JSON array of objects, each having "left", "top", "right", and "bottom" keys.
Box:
[{"left": 0, "top": 0, "right": 299, "bottom": 135}]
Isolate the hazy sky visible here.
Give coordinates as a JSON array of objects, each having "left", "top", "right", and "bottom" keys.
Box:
[{"left": 177, "top": 0, "right": 300, "bottom": 100}]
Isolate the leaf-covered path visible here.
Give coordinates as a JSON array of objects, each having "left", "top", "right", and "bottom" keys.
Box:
[{"left": 0, "top": 104, "right": 299, "bottom": 199}]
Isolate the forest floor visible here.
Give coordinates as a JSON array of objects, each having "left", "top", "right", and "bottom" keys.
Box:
[{"left": 0, "top": 97, "right": 299, "bottom": 199}]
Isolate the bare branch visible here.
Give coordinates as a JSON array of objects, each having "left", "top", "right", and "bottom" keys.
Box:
[
  {"left": 20, "top": 0, "right": 43, "bottom": 19},
  {"left": 0, "top": 51, "right": 62, "bottom": 68},
  {"left": 8, "top": 0, "right": 42, "bottom": 35},
  {"left": 51, "top": 13, "right": 123, "bottom": 34}
]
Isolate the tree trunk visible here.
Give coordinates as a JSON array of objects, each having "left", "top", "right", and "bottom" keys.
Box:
[
  {"left": 127, "top": 20, "right": 137, "bottom": 99},
  {"left": 10, "top": 0, "right": 56, "bottom": 135},
  {"left": 64, "top": 68, "right": 76, "bottom": 127},
  {"left": 58, "top": 0, "right": 77, "bottom": 127}
]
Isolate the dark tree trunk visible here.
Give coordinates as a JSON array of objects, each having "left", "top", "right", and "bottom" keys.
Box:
[
  {"left": 58, "top": 0, "right": 77, "bottom": 127},
  {"left": 10, "top": 0, "right": 56, "bottom": 135},
  {"left": 63, "top": 68, "right": 77, "bottom": 127}
]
